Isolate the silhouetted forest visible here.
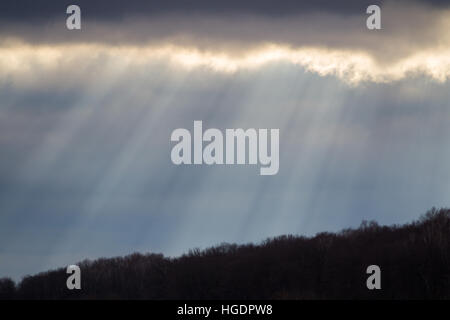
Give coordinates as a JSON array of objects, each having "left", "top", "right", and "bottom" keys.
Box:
[{"left": 1, "top": 208, "right": 449, "bottom": 300}]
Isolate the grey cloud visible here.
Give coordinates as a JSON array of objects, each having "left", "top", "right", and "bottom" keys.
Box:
[
  {"left": 0, "top": 0, "right": 384, "bottom": 22},
  {"left": 1, "top": 1, "right": 447, "bottom": 65},
  {"left": 2, "top": 0, "right": 449, "bottom": 23}
]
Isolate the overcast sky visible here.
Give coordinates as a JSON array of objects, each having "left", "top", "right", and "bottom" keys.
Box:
[{"left": 1, "top": 0, "right": 450, "bottom": 281}]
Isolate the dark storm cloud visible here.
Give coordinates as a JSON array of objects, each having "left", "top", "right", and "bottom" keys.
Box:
[
  {"left": 0, "top": 0, "right": 381, "bottom": 22},
  {"left": 1, "top": 0, "right": 449, "bottom": 23},
  {"left": 0, "top": 0, "right": 378, "bottom": 45},
  {"left": 1, "top": 0, "right": 448, "bottom": 68}
]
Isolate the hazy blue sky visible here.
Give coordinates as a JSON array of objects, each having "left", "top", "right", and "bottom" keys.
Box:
[{"left": 1, "top": 0, "right": 450, "bottom": 280}]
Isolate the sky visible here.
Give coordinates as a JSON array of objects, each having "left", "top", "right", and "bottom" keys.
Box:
[{"left": 1, "top": 0, "right": 450, "bottom": 281}]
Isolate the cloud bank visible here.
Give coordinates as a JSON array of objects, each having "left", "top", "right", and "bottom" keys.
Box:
[{"left": 1, "top": 1, "right": 450, "bottom": 84}]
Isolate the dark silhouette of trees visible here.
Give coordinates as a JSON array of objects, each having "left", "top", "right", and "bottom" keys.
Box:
[
  {"left": 1, "top": 208, "right": 449, "bottom": 300},
  {"left": 0, "top": 278, "right": 15, "bottom": 300}
]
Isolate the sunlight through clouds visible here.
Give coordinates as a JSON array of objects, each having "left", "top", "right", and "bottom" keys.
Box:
[
  {"left": 2, "top": 0, "right": 450, "bottom": 281},
  {"left": 1, "top": 43, "right": 450, "bottom": 86}
]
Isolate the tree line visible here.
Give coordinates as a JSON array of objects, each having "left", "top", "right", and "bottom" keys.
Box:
[{"left": 1, "top": 208, "right": 449, "bottom": 299}]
